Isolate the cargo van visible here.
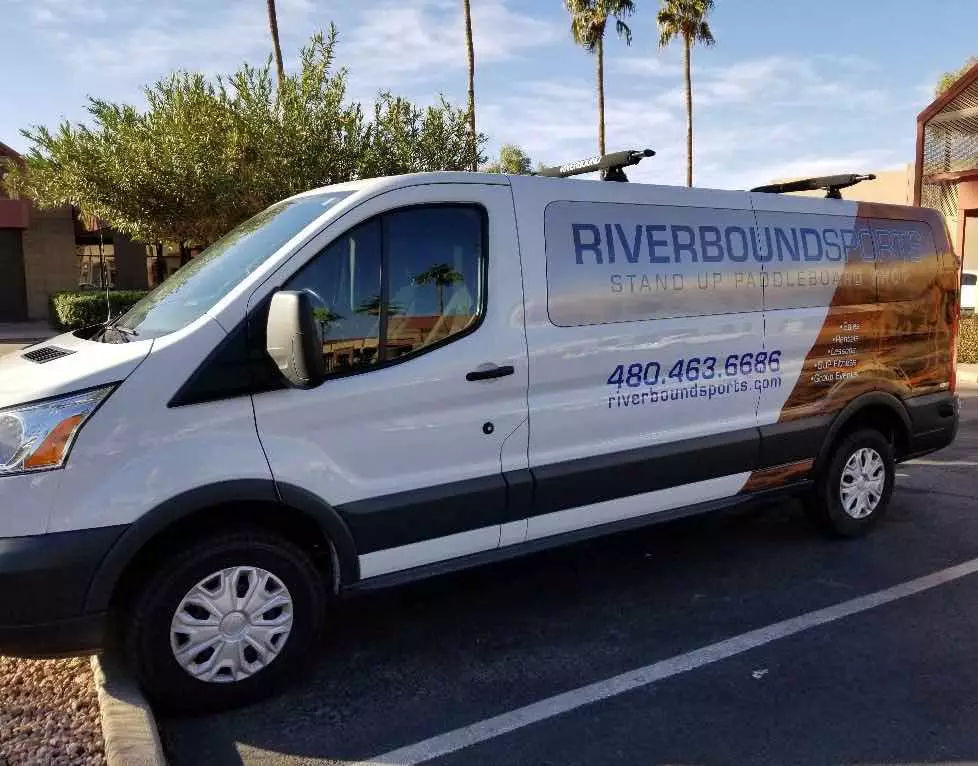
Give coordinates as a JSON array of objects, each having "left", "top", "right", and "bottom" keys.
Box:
[{"left": 0, "top": 152, "right": 960, "bottom": 711}]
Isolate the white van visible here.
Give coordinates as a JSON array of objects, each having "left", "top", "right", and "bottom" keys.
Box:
[{"left": 0, "top": 153, "right": 960, "bottom": 711}]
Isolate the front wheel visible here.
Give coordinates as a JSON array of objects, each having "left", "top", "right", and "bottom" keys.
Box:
[
  {"left": 805, "top": 428, "right": 895, "bottom": 538},
  {"left": 122, "top": 529, "right": 327, "bottom": 713}
]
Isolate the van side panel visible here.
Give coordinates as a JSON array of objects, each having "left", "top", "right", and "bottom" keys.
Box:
[{"left": 520, "top": 183, "right": 767, "bottom": 536}]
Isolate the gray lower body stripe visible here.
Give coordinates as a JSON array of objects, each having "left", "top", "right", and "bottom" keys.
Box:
[{"left": 339, "top": 422, "right": 834, "bottom": 555}]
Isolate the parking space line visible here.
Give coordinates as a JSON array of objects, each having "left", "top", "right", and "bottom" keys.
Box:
[
  {"left": 905, "top": 459, "right": 978, "bottom": 467},
  {"left": 356, "top": 557, "right": 978, "bottom": 766}
]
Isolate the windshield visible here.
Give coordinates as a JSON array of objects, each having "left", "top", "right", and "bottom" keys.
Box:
[{"left": 111, "top": 193, "right": 350, "bottom": 339}]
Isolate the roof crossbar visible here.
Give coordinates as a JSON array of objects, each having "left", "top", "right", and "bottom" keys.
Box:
[
  {"left": 751, "top": 173, "right": 877, "bottom": 200},
  {"left": 536, "top": 148, "right": 655, "bottom": 182}
]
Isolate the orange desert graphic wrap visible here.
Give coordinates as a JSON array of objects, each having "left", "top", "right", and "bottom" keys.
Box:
[{"left": 742, "top": 203, "right": 958, "bottom": 489}]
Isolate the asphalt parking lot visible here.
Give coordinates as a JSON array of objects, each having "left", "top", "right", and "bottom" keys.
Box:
[{"left": 158, "top": 390, "right": 978, "bottom": 766}]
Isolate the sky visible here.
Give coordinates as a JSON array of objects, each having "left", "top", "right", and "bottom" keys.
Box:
[{"left": 1, "top": 0, "right": 975, "bottom": 190}]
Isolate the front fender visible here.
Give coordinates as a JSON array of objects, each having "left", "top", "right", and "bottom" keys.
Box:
[{"left": 84, "top": 479, "right": 360, "bottom": 612}]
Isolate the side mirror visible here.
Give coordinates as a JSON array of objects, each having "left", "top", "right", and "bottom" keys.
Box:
[{"left": 266, "top": 290, "right": 326, "bottom": 389}]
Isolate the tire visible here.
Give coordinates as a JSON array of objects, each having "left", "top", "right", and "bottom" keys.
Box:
[
  {"left": 122, "top": 529, "right": 327, "bottom": 713},
  {"left": 805, "top": 428, "right": 895, "bottom": 538}
]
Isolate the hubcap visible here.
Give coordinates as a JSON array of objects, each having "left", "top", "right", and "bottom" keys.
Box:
[
  {"left": 839, "top": 447, "right": 886, "bottom": 519},
  {"left": 170, "top": 566, "right": 294, "bottom": 683}
]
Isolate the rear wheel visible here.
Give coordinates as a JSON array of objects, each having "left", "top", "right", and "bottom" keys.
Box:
[
  {"left": 805, "top": 428, "right": 895, "bottom": 537},
  {"left": 122, "top": 529, "right": 326, "bottom": 713}
]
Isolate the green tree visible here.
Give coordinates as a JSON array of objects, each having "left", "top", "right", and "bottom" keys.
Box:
[
  {"left": 485, "top": 144, "right": 533, "bottom": 174},
  {"left": 936, "top": 55, "right": 978, "bottom": 96},
  {"left": 413, "top": 263, "right": 463, "bottom": 315},
  {"left": 463, "top": 0, "right": 477, "bottom": 170},
  {"left": 564, "top": 0, "right": 635, "bottom": 156},
  {"left": 267, "top": 0, "right": 286, "bottom": 91},
  {"left": 2, "top": 27, "right": 485, "bottom": 251},
  {"left": 657, "top": 0, "right": 716, "bottom": 187},
  {"left": 361, "top": 92, "right": 485, "bottom": 178}
]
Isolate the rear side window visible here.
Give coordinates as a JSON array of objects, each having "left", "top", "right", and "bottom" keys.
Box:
[
  {"left": 751, "top": 211, "right": 876, "bottom": 310},
  {"left": 545, "top": 201, "right": 764, "bottom": 326},
  {"left": 874, "top": 219, "right": 938, "bottom": 304},
  {"left": 285, "top": 205, "right": 486, "bottom": 376},
  {"left": 963, "top": 273, "right": 978, "bottom": 287}
]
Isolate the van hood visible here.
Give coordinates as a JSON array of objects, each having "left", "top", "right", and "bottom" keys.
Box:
[{"left": 0, "top": 331, "right": 152, "bottom": 410}]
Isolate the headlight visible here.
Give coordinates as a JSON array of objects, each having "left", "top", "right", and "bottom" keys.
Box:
[{"left": 0, "top": 386, "right": 114, "bottom": 475}]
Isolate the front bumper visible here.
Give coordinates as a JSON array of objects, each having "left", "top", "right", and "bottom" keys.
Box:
[{"left": 0, "top": 525, "right": 126, "bottom": 657}]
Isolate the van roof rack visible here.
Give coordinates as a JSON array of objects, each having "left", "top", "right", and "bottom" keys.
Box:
[
  {"left": 750, "top": 173, "right": 876, "bottom": 200},
  {"left": 535, "top": 148, "right": 655, "bottom": 182}
]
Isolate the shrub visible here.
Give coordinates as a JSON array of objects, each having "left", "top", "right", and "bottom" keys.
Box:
[
  {"left": 49, "top": 290, "right": 149, "bottom": 331},
  {"left": 960, "top": 314, "right": 978, "bottom": 364}
]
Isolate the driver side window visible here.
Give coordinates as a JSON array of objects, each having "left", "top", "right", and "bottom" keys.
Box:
[{"left": 284, "top": 205, "right": 486, "bottom": 377}]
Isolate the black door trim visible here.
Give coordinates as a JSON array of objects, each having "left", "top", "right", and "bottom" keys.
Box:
[{"left": 528, "top": 426, "right": 761, "bottom": 518}]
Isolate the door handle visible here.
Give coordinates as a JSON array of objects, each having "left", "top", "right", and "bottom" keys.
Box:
[{"left": 466, "top": 364, "right": 515, "bottom": 382}]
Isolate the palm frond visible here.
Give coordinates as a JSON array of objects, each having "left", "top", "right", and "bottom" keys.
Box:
[
  {"left": 696, "top": 20, "right": 715, "bottom": 45},
  {"left": 656, "top": 0, "right": 716, "bottom": 47},
  {"left": 614, "top": 18, "right": 633, "bottom": 45}
]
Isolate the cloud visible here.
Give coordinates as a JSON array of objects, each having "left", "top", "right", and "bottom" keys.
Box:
[
  {"left": 25, "top": 0, "right": 109, "bottom": 25},
  {"left": 478, "top": 78, "right": 674, "bottom": 170},
  {"left": 478, "top": 49, "right": 907, "bottom": 190},
  {"left": 612, "top": 56, "right": 681, "bottom": 77},
  {"left": 17, "top": 0, "right": 319, "bottom": 87},
  {"left": 653, "top": 55, "right": 891, "bottom": 112},
  {"left": 342, "top": 0, "right": 560, "bottom": 86},
  {"left": 718, "top": 151, "right": 905, "bottom": 192}
]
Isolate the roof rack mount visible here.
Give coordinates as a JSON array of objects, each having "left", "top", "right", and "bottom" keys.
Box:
[
  {"left": 750, "top": 173, "right": 876, "bottom": 200},
  {"left": 536, "top": 148, "right": 655, "bottom": 182}
]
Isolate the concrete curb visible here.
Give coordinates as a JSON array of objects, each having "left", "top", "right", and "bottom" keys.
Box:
[{"left": 91, "top": 654, "right": 167, "bottom": 766}]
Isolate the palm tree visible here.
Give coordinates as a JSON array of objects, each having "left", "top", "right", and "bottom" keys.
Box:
[
  {"left": 656, "top": 0, "right": 716, "bottom": 187},
  {"left": 564, "top": 0, "right": 636, "bottom": 156},
  {"left": 312, "top": 307, "right": 343, "bottom": 336},
  {"left": 463, "top": 0, "right": 477, "bottom": 171},
  {"left": 413, "top": 263, "right": 463, "bottom": 315},
  {"left": 356, "top": 295, "right": 404, "bottom": 317},
  {"left": 266, "top": 0, "right": 286, "bottom": 91}
]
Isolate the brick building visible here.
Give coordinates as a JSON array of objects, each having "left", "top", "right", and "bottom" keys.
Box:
[{"left": 0, "top": 140, "right": 149, "bottom": 322}]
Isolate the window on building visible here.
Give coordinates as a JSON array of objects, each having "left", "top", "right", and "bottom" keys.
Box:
[{"left": 77, "top": 244, "right": 116, "bottom": 289}]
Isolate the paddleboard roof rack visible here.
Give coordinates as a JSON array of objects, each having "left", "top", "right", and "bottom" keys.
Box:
[
  {"left": 750, "top": 173, "right": 877, "bottom": 199},
  {"left": 535, "top": 148, "right": 655, "bottom": 182}
]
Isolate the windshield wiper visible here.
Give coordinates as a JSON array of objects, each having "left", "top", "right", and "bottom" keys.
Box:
[{"left": 99, "top": 316, "right": 139, "bottom": 342}]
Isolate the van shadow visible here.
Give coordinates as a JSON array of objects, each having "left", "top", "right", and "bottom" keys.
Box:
[{"left": 158, "top": 495, "right": 922, "bottom": 765}]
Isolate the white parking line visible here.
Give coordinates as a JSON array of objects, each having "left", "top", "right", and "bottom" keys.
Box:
[
  {"left": 905, "top": 459, "right": 978, "bottom": 467},
  {"left": 356, "top": 557, "right": 978, "bottom": 766}
]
